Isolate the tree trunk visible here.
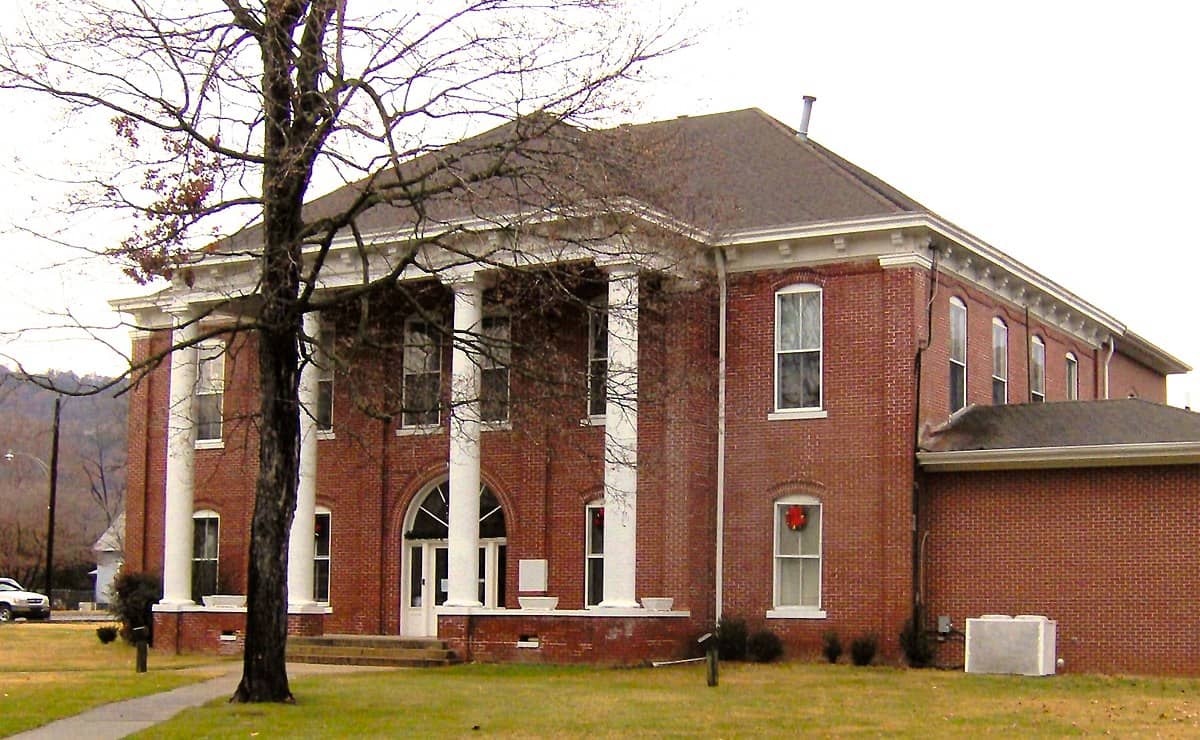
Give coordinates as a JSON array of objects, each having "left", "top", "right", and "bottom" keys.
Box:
[{"left": 232, "top": 215, "right": 303, "bottom": 703}]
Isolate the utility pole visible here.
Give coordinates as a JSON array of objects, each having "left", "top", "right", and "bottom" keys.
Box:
[{"left": 45, "top": 397, "right": 61, "bottom": 605}]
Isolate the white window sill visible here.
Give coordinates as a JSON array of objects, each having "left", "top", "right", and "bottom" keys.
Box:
[
  {"left": 194, "top": 439, "right": 224, "bottom": 450},
  {"left": 767, "top": 409, "right": 828, "bottom": 421},
  {"left": 396, "top": 424, "right": 442, "bottom": 437},
  {"left": 579, "top": 414, "right": 606, "bottom": 427},
  {"left": 316, "top": 429, "right": 335, "bottom": 441},
  {"left": 482, "top": 420, "right": 512, "bottom": 432},
  {"left": 766, "top": 607, "right": 827, "bottom": 620}
]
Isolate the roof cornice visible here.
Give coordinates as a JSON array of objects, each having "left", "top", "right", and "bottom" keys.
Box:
[{"left": 918, "top": 440, "right": 1200, "bottom": 471}]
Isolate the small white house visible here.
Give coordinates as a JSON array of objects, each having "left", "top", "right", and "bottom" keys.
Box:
[{"left": 91, "top": 512, "right": 124, "bottom": 607}]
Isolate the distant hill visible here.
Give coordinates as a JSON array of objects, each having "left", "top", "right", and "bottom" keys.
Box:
[{"left": 0, "top": 368, "right": 127, "bottom": 588}]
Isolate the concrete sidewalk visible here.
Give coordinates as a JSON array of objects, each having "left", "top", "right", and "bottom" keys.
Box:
[{"left": 11, "top": 663, "right": 390, "bottom": 740}]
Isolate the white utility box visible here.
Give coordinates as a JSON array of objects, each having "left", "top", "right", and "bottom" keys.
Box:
[{"left": 965, "top": 614, "right": 1056, "bottom": 676}]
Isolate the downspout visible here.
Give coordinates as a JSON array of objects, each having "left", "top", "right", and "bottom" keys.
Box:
[
  {"left": 1104, "top": 337, "right": 1116, "bottom": 399},
  {"left": 714, "top": 247, "right": 729, "bottom": 623},
  {"left": 1025, "top": 306, "right": 1033, "bottom": 402},
  {"left": 379, "top": 415, "right": 390, "bottom": 633},
  {"left": 911, "top": 241, "right": 939, "bottom": 622}
]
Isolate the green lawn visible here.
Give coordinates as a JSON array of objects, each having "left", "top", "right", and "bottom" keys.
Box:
[
  {"left": 144, "top": 661, "right": 1200, "bottom": 738},
  {"left": 0, "top": 622, "right": 231, "bottom": 736},
  {"left": 6, "top": 624, "right": 1200, "bottom": 738}
]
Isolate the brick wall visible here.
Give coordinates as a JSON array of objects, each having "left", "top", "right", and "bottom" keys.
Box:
[
  {"left": 440, "top": 613, "right": 700, "bottom": 664},
  {"left": 1108, "top": 351, "right": 1168, "bottom": 403},
  {"left": 720, "top": 262, "right": 919, "bottom": 660},
  {"left": 153, "top": 610, "right": 324, "bottom": 654},
  {"left": 920, "top": 465, "right": 1200, "bottom": 675}
]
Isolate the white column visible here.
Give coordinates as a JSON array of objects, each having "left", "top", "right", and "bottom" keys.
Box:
[
  {"left": 445, "top": 275, "right": 483, "bottom": 607},
  {"left": 162, "top": 308, "right": 199, "bottom": 606},
  {"left": 601, "top": 266, "right": 640, "bottom": 608},
  {"left": 288, "top": 312, "right": 321, "bottom": 609}
]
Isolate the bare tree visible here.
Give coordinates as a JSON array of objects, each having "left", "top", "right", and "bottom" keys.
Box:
[{"left": 0, "top": 0, "right": 680, "bottom": 702}]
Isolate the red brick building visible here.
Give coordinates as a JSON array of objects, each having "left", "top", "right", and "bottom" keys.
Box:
[{"left": 114, "top": 107, "right": 1198, "bottom": 673}]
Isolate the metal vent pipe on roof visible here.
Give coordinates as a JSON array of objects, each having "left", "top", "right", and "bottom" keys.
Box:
[{"left": 798, "top": 95, "right": 817, "bottom": 140}]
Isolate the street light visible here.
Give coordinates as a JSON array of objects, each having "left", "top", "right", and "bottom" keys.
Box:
[{"left": 3, "top": 396, "right": 61, "bottom": 604}]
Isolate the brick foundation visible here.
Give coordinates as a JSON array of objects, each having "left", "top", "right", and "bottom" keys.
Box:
[
  {"left": 152, "top": 609, "right": 325, "bottom": 655},
  {"left": 439, "top": 612, "right": 701, "bottom": 664}
]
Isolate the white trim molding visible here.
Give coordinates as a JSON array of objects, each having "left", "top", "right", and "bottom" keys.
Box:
[{"left": 918, "top": 441, "right": 1200, "bottom": 471}]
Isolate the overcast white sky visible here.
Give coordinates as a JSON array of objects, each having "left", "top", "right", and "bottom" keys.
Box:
[{"left": 1, "top": 0, "right": 1197, "bottom": 406}]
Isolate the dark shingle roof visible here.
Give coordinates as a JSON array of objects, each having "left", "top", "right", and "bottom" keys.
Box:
[
  {"left": 216, "top": 108, "right": 930, "bottom": 253},
  {"left": 920, "top": 399, "right": 1200, "bottom": 452}
]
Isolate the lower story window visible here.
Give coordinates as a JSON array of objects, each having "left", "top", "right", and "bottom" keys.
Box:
[
  {"left": 585, "top": 502, "right": 604, "bottom": 606},
  {"left": 314, "top": 509, "right": 330, "bottom": 603},
  {"left": 773, "top": 497, "right": 821, "bottom": 611},
  {"left": 192, "top": 511, "right": 219, "bottom": 602}
]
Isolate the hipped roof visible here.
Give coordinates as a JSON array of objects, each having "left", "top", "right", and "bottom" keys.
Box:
[{"left": 219, "top": 108, "right": 929, "bottom": 252}]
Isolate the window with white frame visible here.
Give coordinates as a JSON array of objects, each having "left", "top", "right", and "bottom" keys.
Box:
[
  {"left": 775, "top": 284, "right": 823, "bottom": 411},
  {"left": 992, "top": 318, "right": 1008, "bottom": 405},
  {"left": 773, "top": 496, "right": 822, "bottom": 612},
  {"left": 1031, "top": 335, "right": 1046, "bottom": 402},
  {"left": 949, "top": 298, "right": 967, "bottom": 413},
  {"left": 316, "top": 327, "right": 334, "bottom": 433},
  {"left": 191, "top": 511, "right": 219, "bottom": 602},
  {"left": 585, "top": 501, "right": 604, "bottom": 606},
  {"left": 1065, "top": 352, "right": 1079, "bottom": 401},
  {"left": 402, "top": 319, "right": 441, "bottom": 427},
  {"left": 480, "top": 315, "right": 510, "bottom": 423},
  {"left": 314, "top": 508, "right": 330, "bottom": 603},
  {"left": 195, "top": 340, "right": 225, "bottom": 442},
  {"left": 587, "top": 301, "right": 607, "bottom": 417}
]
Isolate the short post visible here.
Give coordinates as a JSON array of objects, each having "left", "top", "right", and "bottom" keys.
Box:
[
  {"left": 698, "top": 632, "right": 718, "bottom": 687},
  {"left": 132, "top": 625, "right": 148, "bottom": 673}
]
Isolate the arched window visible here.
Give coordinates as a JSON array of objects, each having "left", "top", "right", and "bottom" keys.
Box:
[
  {"left": 949, "top": 298, "right": 967, "bottom": 412},
  {"left": 1065, "top": 352, "right": 1079, "bottom": 400},
  {"left": 992, "top": 318, "right": 1008, "bottom": 405},
  {"left": 775, "top": 284, "right": 823, "bottom": 412},
  {"left": 1031, "top": 336, "right": 1046, "bottom": 402},
  {"left": 770, "top": 494, "right": 824, "bottom": 617}
]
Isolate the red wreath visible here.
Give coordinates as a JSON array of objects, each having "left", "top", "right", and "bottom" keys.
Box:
[
  {"left": 592, "top": 508, "right": 605, "bottom": 528},
  {"left": 785, "top": 505, "right": 807, "bottom": 531}
]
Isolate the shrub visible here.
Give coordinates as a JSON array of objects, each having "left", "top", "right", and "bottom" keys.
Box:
[
  {"left": 746, "top": 629, "right": 783, "bottom": 663},
  {"left": 96, "top": 625, "right": 119, "bottom": 644},
  {"left": 110, "top": 571, "right": 161, "bottom": 644},
  {"left": 900, "top": 618, "right": 934, "bottom": 668},
  {"left": 850, "top": 634, "right": 878, "bottom": 666},
  {"left": 715, "top": 616, "right": 748, "bottom": 661},
  {"left": 821, "top": 630, "right": 842, "bottom": 664}
]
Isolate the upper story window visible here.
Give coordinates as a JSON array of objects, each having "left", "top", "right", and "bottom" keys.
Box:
[
  {"left": 1065, "top": 352, "right": 1079, "bottom": 401},
  {"left": 772, "top": 495, "right": 824, "bottom": 616},
  {"left": 314, "top": 508, "right": 331, "bottom": 603},
  {"left": 196, "top": 340, "right": 226, "bottom": 442},
  {"left": 480, "top": 315, "right": 510, "bottom": 423},
  {"left": 402, "top": 318, "right": 441, "bottom": 428},
  {"left": 775, "top": 285, "right": 823, "bottom": 411},
  {"left": 316, "top": 327, "right": 334, "bottom": 433},
  {"left": 991, "top": 318, "right": 1008, "bottom": 405},
  {"left": 949, "top": 298, "right": 967, "bottom": 413},
  {"left": 1031, "top": 335, "right": 1046, "bottom": 402},
  {"left": 192, "top": 510, "right": 219, "bottom": 602},
  {"left": 587, "top": 301, "right": 607, "bottom": 418}
]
